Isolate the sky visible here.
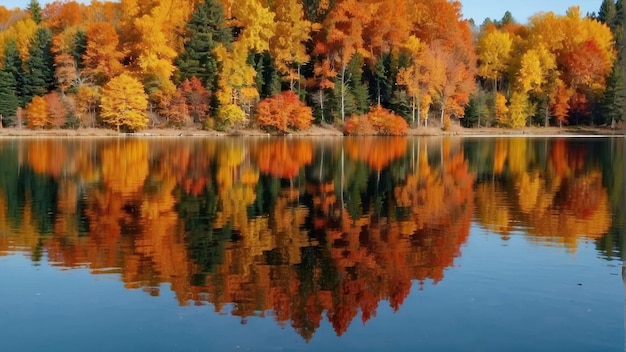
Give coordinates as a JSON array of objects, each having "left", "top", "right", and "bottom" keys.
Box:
[
  {"left": 460, "top": 0, "right": 599, "bottom": 24},
  {"left": 1, "top": 0, "right": 602, "bottom": 25}
]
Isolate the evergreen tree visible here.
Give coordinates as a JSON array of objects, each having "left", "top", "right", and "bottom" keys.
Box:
[
  {"left": 2, "top": 40, "right": 27, "bottom": 106},
  {"left": 27, "top": 0, "right": 42, "bottom": 24},
  {"left": 73, "top": 29, "right": 87, "bottom": 69},
  {"left": 176, "top": 0, "right": 232, "bottom": 91},
  {"left": 598, "top": 0, "right": 617, "bottom": 30},
  {"left": 368, "top": 57, "right": 391, "bottom": 106},
  {"left": 24, "top": 27, "right": 55, "bottom": 102},
  {"left": 346, "top": 54, "right": 369, "bottom": 114},
  {"left": 599, "top": 61, "right": 625, "bottom": 128},
  {"left": 253, "top": 52, "right": 281, "bottom": 99},
  {"left": 0, "top": 71, "right": 19, "bottom": 125}
]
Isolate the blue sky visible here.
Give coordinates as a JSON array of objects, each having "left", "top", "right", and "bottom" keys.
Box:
[
  {"left": 461, "top": 1, "right": 599, "bottom": 24},
  {"left": 2, "top": 0, "right": 601, "bottom": 25}
]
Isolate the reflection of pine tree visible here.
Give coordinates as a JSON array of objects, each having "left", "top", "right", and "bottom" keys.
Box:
[{"left": 178, "top": 184, "right": 232, "bottom": 284}]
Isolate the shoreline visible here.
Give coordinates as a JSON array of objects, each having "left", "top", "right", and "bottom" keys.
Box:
[{"left": 0, "top": 124, "right": 623, "bottom": 138}]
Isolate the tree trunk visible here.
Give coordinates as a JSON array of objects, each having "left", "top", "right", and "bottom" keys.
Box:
[
  {"left": 411, "top": 96, "right": 416, "bottom": 127},
  {"left": 319, "top": 89, "right": 325, "bottom": 123},
  {"left": 543, "top": 96, "right": 550, "bottom": 127},
  {"left": 340, "top": 65, "right": 346, "bottom": 123},
  {"left": 440, "top": 105, "right": 445, "bottom": 127}
]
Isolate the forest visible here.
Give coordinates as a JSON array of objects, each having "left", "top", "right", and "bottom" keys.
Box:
[{"left": 0, "top": 0, "right": 623, "bottom": 134}]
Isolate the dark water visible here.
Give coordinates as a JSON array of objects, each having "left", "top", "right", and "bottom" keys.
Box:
[{"left": 0, "top": 136, "right": 623, "bottom": 352}]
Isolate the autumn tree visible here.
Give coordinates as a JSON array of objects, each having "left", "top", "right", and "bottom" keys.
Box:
[
  {"left": 397, "top": 35, "right": 427, "bottom": 126},
  {"left": 74, "top": 84, "right": 99, "bottom": 127},
  {"left": 477, "top": 28, "right": 512, "bottom": 94},
  {"left": 44, "top": 91, "right": 68, "bottom": 128},
  {"left": 256, "top": 91, "right": 313, "bottom": 132},
  {"left": 82, "top": 22, "right": 123, "bottom": 84},
  {"left": 25, "top": 95, "right": 49, "bottom": 129},
  {"left": 322, "top": 0, "right": 370, "bottom": 122},
  {"left": 180, "top": 77, "right": 211, "bottom": 124},
  {"left": 345, "top": 105, "right": 408, "bottom": 136},
  {"left": 428, "top": 42, "right": 475, "bottom": 127},
  {"left": 100, "top": 73, "right": 148, "bottom": 132},
  {"left": 213, "top": 0, "right": 276, "bottom": 124},
  {"left": 42, "top": 0, "right": 83, "bottom": 32},
  {"left": 266, "top": 0, "right": 311, "bottom": 89}
]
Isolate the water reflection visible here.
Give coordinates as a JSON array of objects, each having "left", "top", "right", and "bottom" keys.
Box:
[{"left": 0, "top": 136, "right": 622, "bottom": 340}]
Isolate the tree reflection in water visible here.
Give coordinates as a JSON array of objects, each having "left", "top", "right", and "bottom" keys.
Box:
[{"left": 0, "top": 136, "right": 621, "bottom": 341}]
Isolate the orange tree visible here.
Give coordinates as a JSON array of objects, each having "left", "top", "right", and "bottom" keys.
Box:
[
  {"left": 256, "top": 91, "right": 313, "bottom": 133},
  {"left": 345, "top": 105, "right": 408, "bottom": 136}
]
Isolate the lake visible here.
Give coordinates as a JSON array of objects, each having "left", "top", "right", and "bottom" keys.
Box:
[{"left": 0, "top": 136, "right": 623, "bottom": 352}]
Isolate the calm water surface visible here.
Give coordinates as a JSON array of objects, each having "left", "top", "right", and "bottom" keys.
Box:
[{"left": 0, "top": 136, "right": 623, "bottom": 352}]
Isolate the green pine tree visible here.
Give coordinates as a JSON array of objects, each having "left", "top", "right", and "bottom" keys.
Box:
[
  {"left": 599, "top": 61, "right": 625, "bottom": 128},
  {"left": 176, "top": 0, "right": 232, "bottom": 91},
  {"left": 24, "top": 27, "right": 55, "bottom": 102},
  {"left": 2, "top": 40, "right": 27, "bottom": 106},
  {"left": 598, "top": 0, "right": 617, "bottom": 29},
  {"left": 27, "top": 0, "right": 42, "bottom": 24},
  {"left": 346, "top": 54, "right": 369, "bottom": 114},
  {"left": 0, "top": 71, "right": 19, "bottom": 126},
  {"left": 73, "top": 29, "right": 87, "bottom": 69}
]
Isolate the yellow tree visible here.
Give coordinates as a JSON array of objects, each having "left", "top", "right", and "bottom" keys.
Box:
[
  {"left": 477, "top": 29, "right": 513, "bottom": 93},
  {"left": 25, "top": 95, "right": 50, "bottom": 129},
  {"left": 397, "top": 35, "right": 427, "bottom": 126},
  {"left": 507, "top": 91, "right": 532, "bottom": 128},
  {"left": 214, "top": 0, "right": 275, "bottom": 124},
  {"left": 100, "top": 73, "right": 148, "bottom": 132},
  {"left": 513, "top": 44, "right": 557, "bottom": 126},
  {"left": 214, "top": 42, "right": 257, "bottom": 125},
  {"left": 525, "top": 7, "right": 615, "bottom": 124},
  {"left": 0, "top": 17, "right": 38, "bottom": 61},
  {"left": 267, "top": 0, "right": 311, "bottom": 89}
]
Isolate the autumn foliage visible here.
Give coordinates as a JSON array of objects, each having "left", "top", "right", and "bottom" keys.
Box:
[
  {"left": 25, "top": 95, "right": 49, "bottom": 129},
  {"left": 345, "top": 105, "right": 408, "bottom": 136},
  {"left": 256, "top": 91, "right": 313, "bottom": 133},
  {"left": 0, "top": 1, "right": 621, "bottom": 131},
  {"left": 100, "top": 73, "right": 148, "bottom": 132}
]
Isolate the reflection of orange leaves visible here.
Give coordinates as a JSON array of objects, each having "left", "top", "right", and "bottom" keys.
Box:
[
  {"left": 256, "top": 140, "right": 313, "bottom": 179},
  {"left": 27, "top": 140, "right": 66, "bottom": 178},
  {"left": 345, "top": 137, "right": 407, "bottom": 171},
  {"left": 525, "top": 172, "right": 611, "bottom": 251},
  {"left": 493, "top": 139, "right": 507, "bottom": 174},
  {"left": 560, "top": 172, "right": 608, "bottom": 222},
  {"left": 101, "top": 140, "right": 149, "bottom": 195},
  {"left": 549, "top": 139, "right": 586, "bottom": 178}
]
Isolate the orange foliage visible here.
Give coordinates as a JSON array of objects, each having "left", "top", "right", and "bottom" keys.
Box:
[
  {"left": 44, "top": 91, "right": 68, "bottom": 128},
  {"left": 180, "top": 77, "right": 210, "bottom": 123},
  {"left": 256, "top": 139, "right": 313, "bottom": 179},
  {"left": 42, "top": 1, "right": 83, "bottom": 32},
  {"left": 345, "top": 105, "right": 408, "bottom": 136},
  {"left": 345, "top": 137, "right": 407, "bottom": 171},
  {"left": 256, "top": 91, "right": 313, "bottom": 133},
  {"left": 25, "top": 96, "right": 50, "bottom": 129}
]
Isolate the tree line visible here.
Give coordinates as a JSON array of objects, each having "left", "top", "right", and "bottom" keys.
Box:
[{"left": 0, "top": 0, "right": 622, "bottom": 133}]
